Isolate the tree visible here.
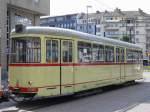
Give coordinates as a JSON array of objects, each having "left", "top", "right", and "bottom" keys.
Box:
[{"left": 121, "top": 35, "right": 130, "bottom": 42}]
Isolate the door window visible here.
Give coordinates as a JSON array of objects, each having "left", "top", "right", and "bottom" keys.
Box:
[
  {"left": 46, "top": 40, "right": 59, "bottom": 63},
  {"left": 62, "top": 41, "right": 73, "bottom": 63}
]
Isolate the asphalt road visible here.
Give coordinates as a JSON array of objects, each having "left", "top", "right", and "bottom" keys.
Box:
[{"left": 0, "top": 72, "right": 150, "bottom": 112}]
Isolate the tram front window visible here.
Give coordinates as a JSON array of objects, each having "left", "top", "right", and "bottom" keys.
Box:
[{"left": 11, "top": 37, "right": 41, "bottom": 63}]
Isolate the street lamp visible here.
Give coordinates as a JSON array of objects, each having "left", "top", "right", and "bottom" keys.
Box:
[{"left": 86, "top": 5, "right": 92, "bottom": 33}]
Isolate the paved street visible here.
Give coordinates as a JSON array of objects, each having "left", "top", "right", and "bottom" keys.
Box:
[{"left": 0, "top": 72, "right": 150, "bottom": 112}]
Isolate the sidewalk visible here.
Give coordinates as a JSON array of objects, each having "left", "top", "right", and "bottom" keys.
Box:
[{"left": 116, "top": 72, "right": 150, "bottom": 112}]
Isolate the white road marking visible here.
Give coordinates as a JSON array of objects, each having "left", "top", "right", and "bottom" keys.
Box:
[{"left": 0, "top": 106, "right": 33, "bottom": 112}]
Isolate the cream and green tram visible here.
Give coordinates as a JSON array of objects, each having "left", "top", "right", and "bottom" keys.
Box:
[{"left": 9, "top": 26, "right": 143, "bottom": 98}]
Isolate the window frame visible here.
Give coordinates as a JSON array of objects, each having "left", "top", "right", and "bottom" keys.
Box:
[
  {"left": 46, "top": 39, "right": 60, "bottom": 63},
  {"left": 126, "top": 49, "right": 133, "bottom": 62},
  {"left": 11, "top": 37, "right": 41, "bottom": 63},
  {"left": 126, "top": 49, "right": 141, "bottom": 63},
  {"left": 105, "top": 45, "right": 115, "bottom": 62},
  {"left": 62, "top": 40, "right": 73, "bottom": 63},
  {"left": 92, "top": 43, "right": 105, "bottom": 62},
  {"left": 78, "top": 41, "right": 92, "bottom": 63}
]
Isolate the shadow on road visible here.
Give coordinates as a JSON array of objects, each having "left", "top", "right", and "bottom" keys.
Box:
[{"left": 10, "top": 81, "right": 149, "bottom": 112}]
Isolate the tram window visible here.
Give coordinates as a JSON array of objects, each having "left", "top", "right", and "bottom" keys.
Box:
[
  {"left": 138, "top": 51, "right": 143, "bottom": 63},
  {"left": 46, "top": 40, "right": 58, "bottom": 63},
  {"left": 132, "top": 51, "right": 136, "bottom": 62},
  {"left": 134, "top": 51, "right": 139, "bottom": 63},
  {"left": 78, "top": 42, "right": 92, "bottom": 63},
  {"left": 127, "top": 49, "right": 133, "bottom": 62},
  {"left": 105, "top": 46, "right": 114, "bottom": 62},
  {"left": 11, "top": 37, "right": 41, "bottom": 63},
  {"left": 63, "top": 41, "right": 72, "bottom": 62},
  {"left": 126, "top": 49, "right": 139, "bottom": 62},
  {"left": 121, "top": 49, "right": 125, "bottom": 62},
  {"left": 130, "top": 50, "right": 139, "bottom": 63},
  {"left": 92, "top": 44, "right": 104, "bottom": 62},
  {"left": 116, "top": 48, "right": 120, "bottom": 62},
  {"left": 136, "top": 50, "right": 142, "bottom": 63}
]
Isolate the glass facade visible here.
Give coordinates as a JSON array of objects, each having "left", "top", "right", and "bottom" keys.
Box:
[{"left": 15, "top": 14, "right": 32, "bottom": 26}]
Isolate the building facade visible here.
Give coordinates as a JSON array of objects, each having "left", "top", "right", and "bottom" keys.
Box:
[
  {"left": 40, "top": 14, "right": 78, "bottom": 30},
  {"left": 0, "top": 0, "right": 50, "bottom": 86},
  {"left": 80, "top": 9, "right": 150, "bottom": 60},
  {"left": 102, "top": 8, "right": 150, "bottom": 60},
  {"left": 40, "top": 8, "right": 150, "bottom": 60}
]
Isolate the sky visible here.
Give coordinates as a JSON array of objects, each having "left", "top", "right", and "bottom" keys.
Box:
[{"left": 50, "top": 0, "right": 150, "bottom": 16}]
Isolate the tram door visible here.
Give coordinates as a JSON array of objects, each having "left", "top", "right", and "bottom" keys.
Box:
[
  {"left": 116, "top": 47, "right": 125, "bottom": 82},
  {"left": 60, "top": 40, "right": 74, "bottom": 95},
  {"left": 120, "top": 48, "right": 125, "bottom": 82}
]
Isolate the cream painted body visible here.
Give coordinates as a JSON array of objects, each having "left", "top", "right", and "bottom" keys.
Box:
[{"left": 9, "top": 33, "right": 143, "bottom": 97}]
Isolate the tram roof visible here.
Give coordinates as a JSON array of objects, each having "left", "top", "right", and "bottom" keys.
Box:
[{"left": 12, "top": 26, "right": 142, "bottom": 50}]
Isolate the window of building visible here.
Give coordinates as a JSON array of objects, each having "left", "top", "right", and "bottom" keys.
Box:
[
  {"left": 136, "top": 38, "right": 139, "bottom": 43},
  {"left": 115, "top": 23, "right": 118, "bottom": 27},
  {"left": 15, "top": 14, "right": 32, "bottom": 26},
  {"left": 78, "top": 42, "right": 92, "bottom": 63},
  {"left": 61, "top": 24, "right": 63, "bottom": 28},
  {"left": 136, "top": 31, "right": 139, "bottom": 34},
  {"left": 96, "top": 19, "right": 100, "bottom": 24},
  {"left": 79, "top": 26, "right": 82, "bottom": 30},
  {"left": 89, "top": 25, "right": 92, "bottom": 29},
  {"left": 57, "top": 17, "right": 64, "bottom": 21},
  {"left": 105, "top": 46, "right": 114, "bottom": 62},
  {"left": 46, "top": 40, "right": 59, "bottom": 63},
  {"left": 63, "top": 41, "right": 73, "bottom": 62},
  {"left": 96, "top": 27, "right": 101, "bottom": 32},
  {"left": 64, "top": 24, "right": 66, "bottom": 27},
  {"left": 11, "top": 37, "right": 41, "bottom": 63}
]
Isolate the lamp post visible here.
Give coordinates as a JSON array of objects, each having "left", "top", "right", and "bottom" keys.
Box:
[{"left": 86, "top": 5, "right": 92, "bottom": 33}]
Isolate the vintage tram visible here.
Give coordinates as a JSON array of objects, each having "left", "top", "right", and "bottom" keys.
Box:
[{"left": 8, "top": 25, "right": 143, "bottom": 99}]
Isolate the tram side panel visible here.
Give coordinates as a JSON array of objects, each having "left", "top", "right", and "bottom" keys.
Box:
[
  {"left": 9, "top": 65, "right": 61, "bottom": 97},
  {"left": 124, "top": 50, "right": 143, "bottom": 81},
  {"left": 74, "top": 64, "right": 115, "bottom": 93},
  {"left": 125, "top": 63, "right": 143, "bottom": 81},
  {"left": 111, "top": 64, "right": 123, "bottom": 84}
]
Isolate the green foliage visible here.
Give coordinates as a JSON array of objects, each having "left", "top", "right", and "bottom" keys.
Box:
[{"left": 121, "top": 36, "right": 130, "bottom": 42}]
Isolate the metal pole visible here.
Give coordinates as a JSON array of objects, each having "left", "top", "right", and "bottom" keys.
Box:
[
  {"left": 87, "top": 6, "right": 88, "bottom": 33},
  {"left": 86, "top": 5, "right": 92, "bottom": 33},
  {"left": 50, "top": 0, "right": 51, "bottom": 16}
]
